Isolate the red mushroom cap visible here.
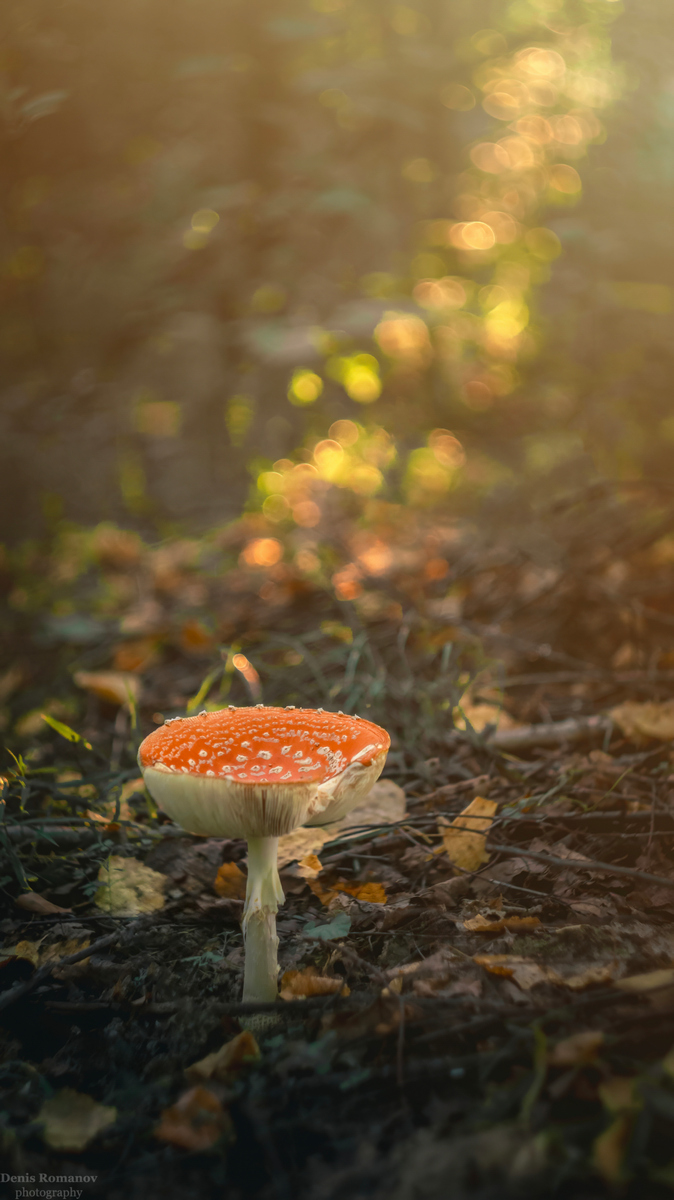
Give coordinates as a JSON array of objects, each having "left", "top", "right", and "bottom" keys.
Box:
[{"left": 138, "top": 706, "right": 390, "bottom": 838}]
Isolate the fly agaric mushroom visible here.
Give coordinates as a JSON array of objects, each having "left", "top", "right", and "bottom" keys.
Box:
[{"left": 137, "top": 706, "right": 390, "bottom": 1002}]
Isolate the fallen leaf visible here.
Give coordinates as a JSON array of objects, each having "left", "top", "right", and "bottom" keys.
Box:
[
  {"left": 38, "top": 1088, "right": 117, "bottom": 1151},
  {"left": 296, "top": 854, "right": 323, "bottom": 879},
  {"left": 610, "top": 699, "right": 674, "bottom": 744},
  {"left": 112, "top": 638, "right": 159, "bottom": 673},
  {"left": 185, "top": 1031, "right": 260, "bottom": 1083},
  {"left": 474, "top": 954, "right": 550, "bottom": 991},
  {"left": 453, "top": 702, "right": 521, "bottom": 734},
  {"left": 73, "top": 670, "right": 140, "bottom": 708},
  {"left": 302, "top": 913, "right": 352, "bottom": 940},
  {"left": 280, "top": 965, "right": 350, "bottom": 1000},
  {"left": 439, "top": 796, "right": 498, "bottom": 872},
  {"left": 599, "top": 1076, "right": 641, "bottom": 1114},
  {"left": 559, "top": 963, "right": 617, "bottom": 991},
  {"left": 548, "top": 1030, "right": 604, "bottom": 1067},
  {"left": 309, "top": 877, "right": 388, "bottom": 906},
  {"left": 213, "top": 862, "right": 247, "bottom": 899},
  {"left": 463, "top": 913, "right": 541, "bottom": 933},
  {"left": 15, "top": 893, "right": 72, "bottom": 916},
  {"left": 277, "top": 826, "right": 332, "bottom": 868},
  {"left": 593, "top": 1115, "right": 634, "bottom": 1185},
  {"left": 154, "top": 1085, "right": 232, "bottom": 1151},
  {"left": 336, "top": 779, "right": 407, "bottom": 829},
  {"left": 94, "top": 855, "right": 166, "bottom": 916},
  {"left": 1, "top": 939, "right": 43, "bottom": 967},
  {"left": 615, "top": 967, "right": 674, "bottom": 993}
]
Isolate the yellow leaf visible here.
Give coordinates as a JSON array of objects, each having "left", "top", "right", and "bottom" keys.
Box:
[
  {"left": 440, "top": 796, "right": 497, "bottom": 872},
  {"left": 560, "top": 963, "right": 617, "bottom": 991},
  {"left": 94, "top": 855, "right": 166, "bottom": 915},
  {"left": 593, "top": 1115, "right": 633, "bottom": 1184},
  {"left": 73, "top": 670, "right": 140, "bottom": 708},
  {"left": 453, "top": 702, "right": 521, "bottom": 734},
  {"left": 279, "top": 965, "right": 350, "bottom": 1000},
  {"left": 38, "top": 1088, "right": 117, "bottom": 1151},
  {"left": 615, "top": 967, "right": 674, "bottom": 993},
  {"left": 1, "top": 939, "right": 42, "bottom": 967},
  {"left": 185, "top": 1031, "right": 260, "bottom": 1083},
  {"left": 213, "top": 861, "right": 247, "bottom": 899},
  {"left": 610, "top": 699, "right": 674, "bottom": 743},
  {"left": 548, "top": 1030, "right": 604, "bottom": 1067},
  {"left": 599, "top": 1076, "right": 641, "bottom": 1114}
]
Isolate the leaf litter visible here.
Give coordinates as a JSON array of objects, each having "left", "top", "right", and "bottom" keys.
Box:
[{"left": 8, "top": 495, "right": 674, "bottom": 1195}]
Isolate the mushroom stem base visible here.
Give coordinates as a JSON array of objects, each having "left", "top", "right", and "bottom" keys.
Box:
[
  {"left": 242, "top": 910, "right": 279, "bottom": 1003},
  {"left": 241, "top": 836, "right": 284, "bottom": 1003}
]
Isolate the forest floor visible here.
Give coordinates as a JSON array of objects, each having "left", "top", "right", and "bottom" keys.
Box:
[{"left": 5, "top": 482, "right": 674, "bottom": 1197}]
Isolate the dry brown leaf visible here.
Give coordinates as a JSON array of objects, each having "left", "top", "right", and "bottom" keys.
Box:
[
  {"left": 463, "top": 913, "right": 541, "bottom": 934},
  {"left": 280, "top": 965, "right": 350, "bottom": 1000},
  {"left": 610, "top": 699, "right": 674, "bottom": 743},
  {"left": 548, "top": 1030, "right": 604, "bottom": 1067},
  {"left": 73, "top": 670, "right": 140, "bottom": 708},
  {"left": 615, "top": 967, "right": 674, "bottom": 993},
  {"left": 154, "top": 1085, "right": 232, "bottom": 1151},
  {"left": 15, "top": 893, "right": 72, "bottom": 916},
  {"left": 213, "top": 861, "right": 247, "bottom": 899},
  {"left": 336, "top": 779, "right": 407, "bottom": 829},
  {"left": 440, "top": 796, "right": 498, "bottom": 872},
  {"left": 453, "top": 702, "right": 521, "bottom": 734},
  {"left": 277, "top": 826, "right": 332, "bottom": 868},
  {"left": 185, "top": 1031, "right": 260, "bottom": 1083},
  {"left": 94, "top": 855, "right": 166, "bottom": 916},
  {"left": 38, "top": 1088, "right": 117, "bottom": 1151}
]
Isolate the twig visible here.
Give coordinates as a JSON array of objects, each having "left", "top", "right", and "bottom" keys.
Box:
[
  {"left": 488, "top": 843, "right": 674, "bottom": 891},
  {"left": 484, "top": 714, "right": 612, "bottom": 751},
  {"left": 0, "top": 921, "right": 145, "bottom": 1013}
]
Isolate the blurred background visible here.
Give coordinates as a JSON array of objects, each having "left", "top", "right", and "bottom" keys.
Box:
[{"left": 3, "top": 0, "right": 670, "bottom": 548}]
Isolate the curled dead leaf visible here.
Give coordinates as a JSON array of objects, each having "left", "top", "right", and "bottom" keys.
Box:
[
  {"left": 548, "top": 1030, "right": 604, "bottom": 1067},
  {"left": 463, "top": 913, "right": 541, "bottom": 934},
  {"left": 154, "top": 1085, "right": 232, "bottom": 1151},
  {"left": 185, "top": 1031, "right": 260, "bottom": 1083},
  {"left": 15, "top": 893, "right": 72, "bottom": 916},
  {"left": 38, "top": 1088, "right": 116, "bottom": 1151},
  {"left": 439, "top": 796, "right": 497, "bottom": 873},
  {"left": 280, "top": 965, "right": 350, "bottom": 1000},
  {"left": 474, "top": 954, "right": 550, "bottom": 991},
  {"left": 213, "top": 861, "right": 247, "bottom": 899},
  {"left": 74, "top": 670, "right": 140, "bottom": 708}
]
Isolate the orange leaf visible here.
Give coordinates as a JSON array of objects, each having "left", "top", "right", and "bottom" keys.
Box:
[
  {"left": 185, "top": 1031, "right": 260, "bottom": 1083},
  {"left": 154, "top": 1086, "right": 232, "bottom": 1151},
  {"left": 308, "top": 878, "right": 387, "bottom": 906},
  {"left": 15, "top": 893, "right": 72, "bottom": 916},
  {"left": 439, "top": 796, "right": 497, "bottom": 872},
  {"left": 280, "top": 965, "right": 350, "bottom": 1000},
  {"left": 73, "top": 670, "right": 140, "bottom": 708},
  {"left": 214, "top": 862, "right": 247, "bottom": 899}
]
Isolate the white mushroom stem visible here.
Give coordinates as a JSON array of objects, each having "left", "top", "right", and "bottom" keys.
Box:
[{"left": 242, "top": 836, "right": 285, "bottom": 1003}]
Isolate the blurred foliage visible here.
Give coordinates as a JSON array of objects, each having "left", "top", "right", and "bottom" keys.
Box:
[{"left": 0, "top": 0, "right": 642, "bottom": 543}]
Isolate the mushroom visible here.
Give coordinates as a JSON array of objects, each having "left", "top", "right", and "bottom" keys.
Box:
[{"left": 137, "top": 706, "right": 390, "bottom": 1002}]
